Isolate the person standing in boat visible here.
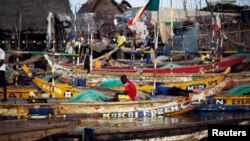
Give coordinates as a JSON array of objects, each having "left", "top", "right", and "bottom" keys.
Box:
[
  {"left": 115, "top": 75, "right": 137, "bottom": 101},
  {"left": 200, "top": 48, "right": 211, "bottom": 64},
  {"left": 82, "top": 46, "right": 91, "bottom": 73},
  {"left": 0, "top": 45, "right": 7, "bottom": 102},
  {"left": 116, "top": 30, "right": 126, "bottom": 59}
]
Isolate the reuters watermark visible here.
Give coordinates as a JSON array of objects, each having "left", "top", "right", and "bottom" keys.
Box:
[{"left": 208, "top": 125, "right": 249, "bottom": 140}]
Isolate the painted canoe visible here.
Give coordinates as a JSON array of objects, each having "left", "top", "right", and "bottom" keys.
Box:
[
  {"left": 0, "top": 78, "right": 229, "bottom": 118},
  {"left": 111, "top": 72, "right": 227, "bottom": 92},
  {"left": 54, "top": 55, "right": 245, "bottom": 77},
  {"left": 22, "top": 64, "right": 228, "bottom": 96},
  {"left": 22, "top": 64, "right": 84, "bottom": 98},
  {"left": 89, "top": 55, "right": 245, "bottom": 74},
  {"left": 142, "top": 55, "right": 246, "bottom": 73},
  {"left": 197, "top": 84, "right": 250, "bottom": 111},
  {"left": 0, "top": 75, "right": 225, "bottom": 99},
  {"left": 0, "top": 66, "right": 229, "bottom": 99},
  {"left": 54, "top": 60, "right": 232, "bottom": 86},
  {"left": 0, "top": 86, "right": 38, "bottom": 99},
  {"left": 197, "top": 95, "right": 250, "bottom": 111}
]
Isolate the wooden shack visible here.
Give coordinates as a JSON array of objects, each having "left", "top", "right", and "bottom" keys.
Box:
[
  {"left": 0, "top": 0, "right": 73, "bottom": 52},
  {"left": 77, "top": 0, "right": 131, "bottom": 38}
]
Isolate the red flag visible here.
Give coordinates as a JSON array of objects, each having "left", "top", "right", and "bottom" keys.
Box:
[
  {"left": 127, "top": 5, "right": 147, "bottom": 26},
  {"left": 127, "top": 0, "right": 159, "bottom": 26},
  {"left": 214, "top": 13, "right": 221, "bottom": 32}
]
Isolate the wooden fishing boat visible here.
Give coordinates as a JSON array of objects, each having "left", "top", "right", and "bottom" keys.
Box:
[
  {"left": 142, "top": 55, "right": 246, "bottom": 73},
  {"left": 0, "top": 65, "right": 231, "bottom": 100},
  {"left": 197, "top": 85, "right": 250, "bottom": 111},
  {"left": 23, "top": 64, "right": 228, "bottom": 95},
  {"left": 197, "top": 95, "right": 250, "bottom": 111},
  {"left": 0, "top": 86, "right": 38, "bottom": 99},
  {"left": 21, "top": 64, "right": 84, "bottom": 98},
  {"left": 92, "top": 55, "right": 245, "bottom": 74},
  {"left": 197, "top": 81, "right": 250, "bottom": 111},
  {"left": 54, "top": 55, "right": 245, "bottom": 77},
  {"left": 31, "top": 54, "right": 247, "bottom": 86},
  {"left": 0, "top": 77, "right": 229, "bottom": 118},
  {"left": 112, "top": 72, "right": 226, "bottom": 91}
]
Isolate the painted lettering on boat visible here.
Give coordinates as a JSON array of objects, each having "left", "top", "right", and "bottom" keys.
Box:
[
  {"left": 42, "top": 84, "right": 62, "bottom": 94},
  {"left": 232, "top": 99, "right": 250, "bottom": 105},
  {"left": 215, "top": 99, "right": 226, "bottom": 105},
  {"left": 205, "top": 99, "right": 226, "bottom": 105},
  {"left": 104, "top": 99, "right": 204, "bottom": 118},
  {"left": 186, "top": 84, "right": 206, "bottom": 91},
  {"left": 186, "top": 80, "right": 218, "bottom": 91},
  {"left": 207, "top": 80, "right": 218, "bottom": 86}
]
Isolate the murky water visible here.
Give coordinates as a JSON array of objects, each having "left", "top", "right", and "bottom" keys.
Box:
[{"left": 73, "top": 111, "right": 250, "bottom": 131}]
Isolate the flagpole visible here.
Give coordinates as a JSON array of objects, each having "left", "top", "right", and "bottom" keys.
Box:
[
  {"left": 15, "top": 12, "right": 21, "bottom": 86},
  {"left": 153, "top": 1, "right": 160, "bottom": 95},
  {"left": 170, "top": 0, "right": 173, "bottom": 79},
  {"left": 126, "top": 0, "right": 160, "bottom": 94}
]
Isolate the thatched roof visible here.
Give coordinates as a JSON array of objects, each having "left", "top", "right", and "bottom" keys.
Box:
[
  {"left": 0, "top": 0, "right": 72, "bottom": 34},
  {"left": 77, "top": 0, "right": 123, "bottom": 14},
  {"left": 120, "top": 0, "right": 132, "bottom": 11},
  {"left": 77, "top": 0, "right": 132, "bottom": 38}
]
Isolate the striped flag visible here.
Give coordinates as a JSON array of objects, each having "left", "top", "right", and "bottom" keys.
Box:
[{"left": 128, "top": 0, "right": 159, "bottom": 26}]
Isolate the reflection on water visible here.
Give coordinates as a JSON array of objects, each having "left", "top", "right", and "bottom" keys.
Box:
[
  {"left": 74, "top": 111, "right": 250, "bottom": 131},
  {"left": 183, "top": 111, "right": 250, "bottom": 122},
  {"left": 30, "top": 111, "right": 250, "bottom": 141}
]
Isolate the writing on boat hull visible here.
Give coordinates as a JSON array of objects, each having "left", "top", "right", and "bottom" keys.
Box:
[{"left": 103, "top": 99, "right": 205, "bottom": 118}]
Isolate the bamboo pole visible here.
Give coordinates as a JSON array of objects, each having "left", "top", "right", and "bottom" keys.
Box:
[
  {"left": 15, "top": 13, "right": 22, "bottom": 86},
  {"left": 7, "top": 51, "right": 78, "bottom": 56}
]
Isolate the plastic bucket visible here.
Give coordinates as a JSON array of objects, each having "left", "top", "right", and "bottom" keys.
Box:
[{"left": 95, "top": 60, "right": 102, "bottom": 69}]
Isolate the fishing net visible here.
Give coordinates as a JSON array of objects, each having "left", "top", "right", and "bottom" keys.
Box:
[
  {"left": 98, "top": 79, "right": 124, "bottom": 88},
  {"left": 163, "top": 23, "right": 199, "bottom": 55},
  {"left": 160, "top": 63, "right": 182, "bottom": 68},
  {"left": 5, "top": 68, "right": 18, "bottom": 83},
  {"left": 68, "top": 90, "right": 110, "bottom": 103},
  {"left": 227, "top": 85, "right": 250, "bottom": 96}
]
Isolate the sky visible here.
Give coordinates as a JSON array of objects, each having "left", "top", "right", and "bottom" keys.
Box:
[{"left": 69, "top": 0, "right": 250, "bottom": 13}]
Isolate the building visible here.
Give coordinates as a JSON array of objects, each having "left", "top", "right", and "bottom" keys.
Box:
[
  {"left": 77, "top": 0, "right": 132, "bottom": 38},
  {"left": 0, "top": 0, "right": 73, "bottom": 52}
]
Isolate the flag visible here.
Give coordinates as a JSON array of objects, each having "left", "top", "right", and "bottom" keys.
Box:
[
  {"left": 127, "top": 0, "right": 159, "bottom": 26},
  {"left": 214, "top": 13, "right": 221, "bottom": 32},
  {"left": 146, "top": 0, "right": 160, "bottom": 11},
  {"left": 127, "top": 5, "right": 147, "bottom": 26}
]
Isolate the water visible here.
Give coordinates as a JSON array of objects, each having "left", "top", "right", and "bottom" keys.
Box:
[{"left": 73, "top": 111, "right": 250, "bottom": 130}]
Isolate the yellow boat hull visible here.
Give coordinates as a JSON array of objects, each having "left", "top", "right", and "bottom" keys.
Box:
[
  {"left": 22, "top": 65, "right": 84, "bottom": 98},
  {"left": 112, "top": 75, "right": 225, "bottom": 91}
]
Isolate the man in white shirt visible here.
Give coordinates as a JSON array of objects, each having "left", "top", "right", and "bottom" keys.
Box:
[{"left": 0, "top": 46, "right": 7, "bottom": 102}]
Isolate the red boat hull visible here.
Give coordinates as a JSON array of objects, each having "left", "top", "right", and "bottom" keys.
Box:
[{"left": 92, "top": 55, "right": 246, "bottom": 74}]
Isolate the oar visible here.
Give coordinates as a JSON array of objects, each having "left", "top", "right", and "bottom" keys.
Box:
[{"left": 93, "top": 47, "right": 119, "bottom": 63}]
